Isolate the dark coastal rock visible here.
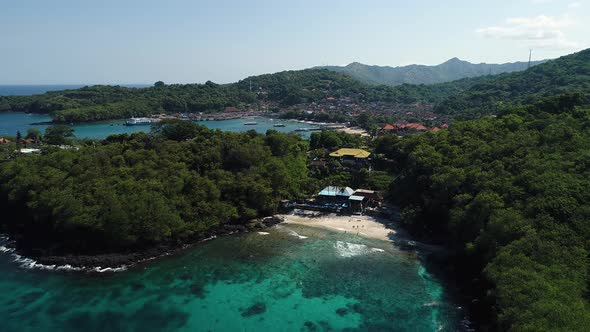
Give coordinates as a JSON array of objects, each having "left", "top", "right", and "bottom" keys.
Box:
[
  {"left": 20, "top": 290, "right": 44, "bottom": 305},
  {"left": 335, "top": 308, "right": 348, "bottom": 316},
  {"left": 129, "top": 281, "right": 145, "bottom": 291},
  {"left": 241, "top": 302, "right": 266, "bottom": 317},
  {"left": 8, "top": 214, "right": 287, "bottom": 271},
  {"left": 347, "top": 302, "right": 363, "bottom": 314},
  {"left": 189, "top": 283, "right": 206, "bottom": 298},
  {"left": 304, "top": 321, "right": 318, "bottom": 331}
]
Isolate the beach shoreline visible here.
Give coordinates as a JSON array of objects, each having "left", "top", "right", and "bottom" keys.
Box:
[{"left": 278, "top": 211, "right": 396, "bottom": 242}]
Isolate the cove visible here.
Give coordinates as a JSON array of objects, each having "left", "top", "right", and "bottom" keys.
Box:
[
  {"left": 0, "top": 112, "right": 320, "bottom": 139},
  {"left": 0, "top": 224, "right": 468, "bottom": 331}
]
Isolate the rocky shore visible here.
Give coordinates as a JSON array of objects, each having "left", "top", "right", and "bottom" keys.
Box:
[{"left": 2, "top": 216, "right": 285, "bottom": 271}]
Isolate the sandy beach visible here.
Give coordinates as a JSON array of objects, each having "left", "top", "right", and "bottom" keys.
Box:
[
  {"left": 278, "top": 211, "right": 396, "bottom": 242},
  {"left": 335, "top": 127, "right": 371, "bottom": 137}
]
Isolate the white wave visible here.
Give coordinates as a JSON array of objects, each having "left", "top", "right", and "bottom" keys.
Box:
[
  {"left": 0, "top": 245, "right": 15, "bottom": 253},
  {"left": 334, "top": 241, "right": 385, "bottom": 258},
  {"left": 257, "top": 232, "right": 270, "bottom": 235},
  {"left": 92, "top": 266, "right": 128, "bottom": 273},
  {"left": 0, "top": 235, "right": 126, "bottom": 273},
  {"left": 201, "top": 235, "right": 217, "bottom": 242},
  {"left": 286, "top": 229, "right": 308, "bottom": 239},
  {"left": 423, "top": 301, "right": 440, "bottom": 307},
  {"left": 55, "top": 264, "right": 85, "bottom": 272}
]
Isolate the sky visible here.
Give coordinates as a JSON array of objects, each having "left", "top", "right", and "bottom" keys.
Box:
[{"left": 1, "top": 0, "right": 589, "bottom": 84}]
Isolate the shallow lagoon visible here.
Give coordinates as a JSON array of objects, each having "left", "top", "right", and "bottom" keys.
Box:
[{"left": 0, "top": 225, "right": 467, "bottom": 331}]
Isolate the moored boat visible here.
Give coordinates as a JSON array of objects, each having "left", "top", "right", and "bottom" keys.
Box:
[
  {"left": 125, "top": 117, "right": 152, "bottom": 126},
  {"left": 244, "top": 121, "right": 258, "bottom": 125}
]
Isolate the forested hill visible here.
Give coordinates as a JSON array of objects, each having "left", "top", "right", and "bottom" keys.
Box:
[
  {"left": 0, "top": 122, "right": 309, "bottom": 253},
  {"left": 0, "top": 69, "right": 468, "bottom": 123},
  {"left": 435, "top": 49, "right": 590, "bottom": 118},
  {"left": 379, "top": 93, "right": 590, "bottom": 330},
  {"left": 319, "top": 58, "right": 546, "bottom": 86},
  {"left": 1, "top": 49, "right": 588, "bottom": 124}
]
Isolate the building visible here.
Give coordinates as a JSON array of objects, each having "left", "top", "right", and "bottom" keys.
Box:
[
  {"left": 348, "top": 195, "right": 366, "bottom": 213},
  {"left": 317, "top": 186, "right": 354, "bottom": 206},
  {"left": 0, "top": 138, "right": 10, "bottom": 144},
  {"left": 20, "top": 148, "right": 41, "bottom": 154},
  {"left": 329, "top": 148, "right": 371, "bottom": 168}
]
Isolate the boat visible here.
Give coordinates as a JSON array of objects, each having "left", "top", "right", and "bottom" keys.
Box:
[
  {"left": 294, "top": 128, "right": 309, "bottom": 132},
  {"left": 125, "top": 117, "right": 152, "bottom": 126},
  {"left": 273, "top": 123, "right": 286, "bottom": 127},
  {"left": 244, "top": 121, "right": 258, "bottom": 125}
]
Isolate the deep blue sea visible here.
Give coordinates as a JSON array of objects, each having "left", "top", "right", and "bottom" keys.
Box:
[{"left": 0, "top": 84, "right": 150, "bottom": 96}]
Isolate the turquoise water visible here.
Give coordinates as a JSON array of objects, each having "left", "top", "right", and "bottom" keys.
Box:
[
  {"left": 0, "top": 225, "right": 466, "bottom": 331},
  {"left": 0, "top": 113, "right": 318, "bottom": 139}
]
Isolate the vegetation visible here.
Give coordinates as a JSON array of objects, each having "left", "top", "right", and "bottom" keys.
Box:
[
  {"left": 321, "top": 58, "right": 545, "bottom": 86},
  {"left": 379, "top": 94, "right": 590, "bottom": 331},
  {"left": 435, "top": 49, "right": 590, "bottom": 118},
  {"left": 0, "top": 70, "right": 468, "bottom": 123},
  {"left": 0, "top": 121, "right": 309, "bottom": 253}
]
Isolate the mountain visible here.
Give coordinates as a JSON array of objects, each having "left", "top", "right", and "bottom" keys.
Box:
[
  {"left": 319, "top": 58, "right": 547, "bottom": 86},
  {"left": 435, "top": 49, "right": 590, "bottom": 118}
]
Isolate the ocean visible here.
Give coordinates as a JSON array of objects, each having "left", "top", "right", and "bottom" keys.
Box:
[
  {"left": 0, "top": 84, "right": 150, "bottom": 96},
  {"left": 0, "top": 224, "right": 468, "bottom": 331}
]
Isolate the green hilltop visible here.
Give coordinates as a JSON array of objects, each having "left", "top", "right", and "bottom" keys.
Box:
[{"left": 319, "top": 58, "right": 546, "bottom": 86}]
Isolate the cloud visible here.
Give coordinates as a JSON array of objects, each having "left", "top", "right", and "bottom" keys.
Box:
[
  {"left": 477, "top": 15, "right": 579, "bottom": 50},
  {"left": 568, "top": 2, "right": 581, "bottom": 8}
]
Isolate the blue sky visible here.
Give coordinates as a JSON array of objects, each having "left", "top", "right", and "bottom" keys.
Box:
[{"left": 1, "top": 0, "right": 588, "bottom": 84}]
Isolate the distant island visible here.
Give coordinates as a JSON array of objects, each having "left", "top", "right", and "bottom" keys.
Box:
[{"left": 318, "top": 58, "right": 547, "bottom": 86}]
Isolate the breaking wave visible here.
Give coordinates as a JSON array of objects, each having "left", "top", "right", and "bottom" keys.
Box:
[
  {"left": 334, "top": 241, "right": 385, "bottom": 258},
  {"left": 0, "top": 235, "right": 126, "bottom": 273}
]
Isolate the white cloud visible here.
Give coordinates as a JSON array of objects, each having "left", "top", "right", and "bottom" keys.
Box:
[
  {"left": 568, "top": 2, "right": 581, "bottom": 8},
  {"left": 477, "top": 15, "right": 580, "bottom": 50}
]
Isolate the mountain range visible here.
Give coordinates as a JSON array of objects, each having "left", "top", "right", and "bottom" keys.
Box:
[{"left": 318, "top": 58, "right": 547, "bottom": 86}]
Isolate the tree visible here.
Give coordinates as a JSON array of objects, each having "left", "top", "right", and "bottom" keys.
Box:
[
  {"left": 154, "top": 81, "right": 165, "bottom": 88},
  {"left": 26, "top": 128, "right": 41, "bottom": 142},
  {"left": 15, "top": 131, "right": 22, "bottom": 142},
  {"left": 44, "top": 125, "right": 74, "bottom": 145}
]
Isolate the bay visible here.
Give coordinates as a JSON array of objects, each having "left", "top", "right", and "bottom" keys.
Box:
[
  {"left": 0, "top": 113, "right": 319, "bottom": 139},
  {"left": 0, "top": 224, "right": 467, "bottom": 332}
]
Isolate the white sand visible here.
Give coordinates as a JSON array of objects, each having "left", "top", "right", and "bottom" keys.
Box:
[
  {"left": 278, "top": 212, "right": 396, "bottom": 242},
  {"left": 335, "top": 127, "right": 371, "bottom": 137}
]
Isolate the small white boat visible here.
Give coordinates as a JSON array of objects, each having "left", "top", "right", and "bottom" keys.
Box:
[
  {"left": 244, "top": 121, "right": 258, "bottom": 126},
  {"left": 125, "top": 117, "right": 152, "bottom": 126},
  {"left": 273, "top": 123, "right": 286, "bottom": 127}
]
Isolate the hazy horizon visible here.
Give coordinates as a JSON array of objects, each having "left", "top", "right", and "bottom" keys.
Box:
[{"left": 3, "top": 0, "right": 589, "bottom": 85}]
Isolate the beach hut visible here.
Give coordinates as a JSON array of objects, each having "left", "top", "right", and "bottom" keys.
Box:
[{"left": 317, "top": 186, "right": 354, "bottom": 206}]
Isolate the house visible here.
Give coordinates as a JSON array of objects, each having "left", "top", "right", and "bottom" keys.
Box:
[
  {"left": 224, "top": 106, "right": 240, "bottom": 113},
  {"left": 380, "top": 123, "right": 429, "bottom": 135},
  {"left": 329, "top": 148, "right": 371, "bottom": 168},
  {"left": 0, "top": 138, "right": 10, "bottom": 144},
  {"left": 348, "top": 195, "right": 366, "bottom": 213},
  {"left": 317, "top": 186, "right": 354, "bottom": 206},
  {"left": 20, "top": 148, "right": 41, "bottom": 154}
]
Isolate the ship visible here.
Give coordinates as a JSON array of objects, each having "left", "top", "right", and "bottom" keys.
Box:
[
  {"left": 125, "top": 117, "right": 152, "bottom": 126},
  {"left": 244, "top": 121, "right": 258, "bottom": 125},
  {"left": 273, "top": 123, "right": 286, "bottom": 127}
]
